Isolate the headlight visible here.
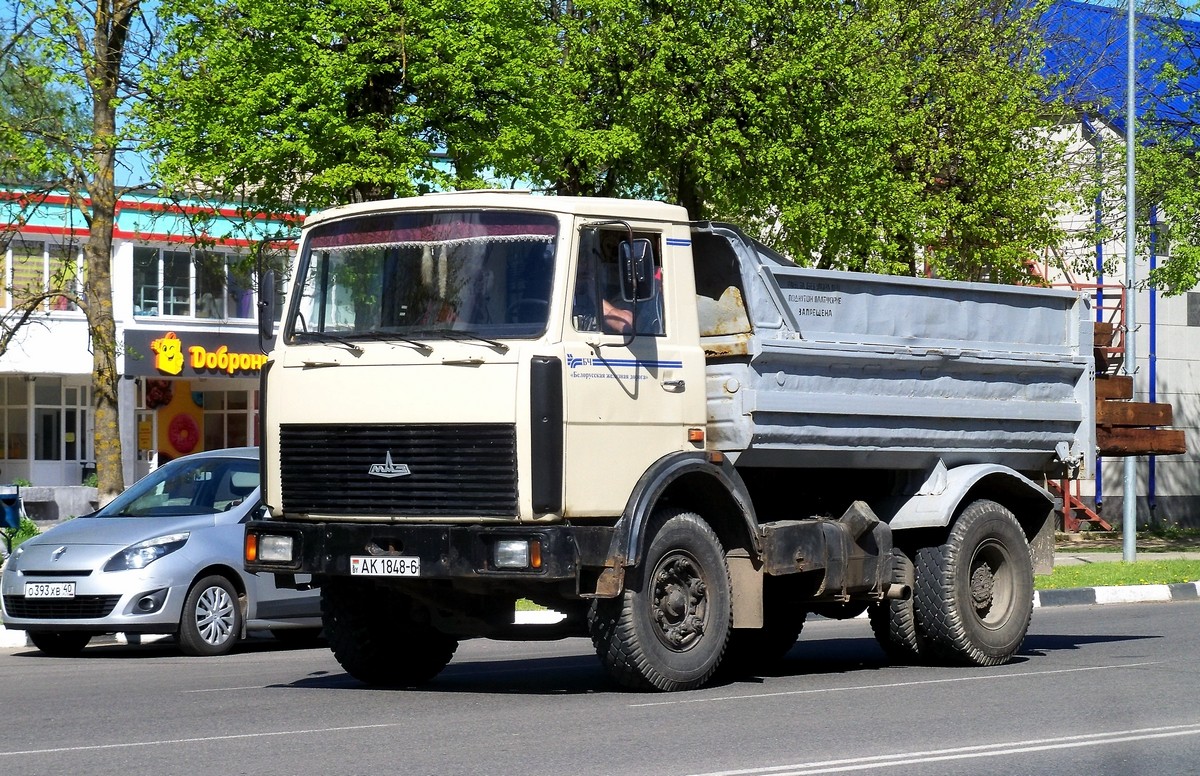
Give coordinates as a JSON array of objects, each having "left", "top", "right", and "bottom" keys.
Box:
[
  {"left": 104, "top": 532, "right": 190, "bottom": 571},
  {"left": 3, "top": 545, "right": 25, "bottom": 571}
]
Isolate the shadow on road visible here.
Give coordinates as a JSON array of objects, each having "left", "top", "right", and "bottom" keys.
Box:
[
  {"left": 1020, "top": 632, "right": 1160, "bottom": 656},
  {"left": 279, "top": 652, "right": 616, "bottom": 695},
  {"left": 6, "top": 633, "right": 328, "bottom": 660}
]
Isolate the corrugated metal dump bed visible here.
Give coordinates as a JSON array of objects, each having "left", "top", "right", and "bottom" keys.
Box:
[{"left": 698, "top": 225, "right": 1095, "bottom": 476}]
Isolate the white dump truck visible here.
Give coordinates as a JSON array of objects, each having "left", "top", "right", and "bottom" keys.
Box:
[{"left": 245, "top": 191, "right": 1095, "bottom": 691}]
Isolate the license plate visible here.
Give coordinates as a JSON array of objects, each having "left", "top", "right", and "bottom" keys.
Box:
[
  {"left": 25, "top": 582, "right": 76, "bottom": 599},
  {"left": 350, "top": 556, "right": 420, "bottom": 577}
]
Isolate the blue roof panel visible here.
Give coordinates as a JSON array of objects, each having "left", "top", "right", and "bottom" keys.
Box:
[{"left": 1043, "top": 0, "right": 1200, "bottom": 134}]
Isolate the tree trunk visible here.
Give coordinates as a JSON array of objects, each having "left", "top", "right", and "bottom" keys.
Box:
[
  {"left": 83, "top": 203, "right": 124, "bottom": 504},
  {"left": 83, "top": 0, "right": 134, "bottom": 504}
]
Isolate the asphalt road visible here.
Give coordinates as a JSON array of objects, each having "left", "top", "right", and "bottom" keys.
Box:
[{"left": 2, "top": 601, "right": 1198, "bottom": 776}]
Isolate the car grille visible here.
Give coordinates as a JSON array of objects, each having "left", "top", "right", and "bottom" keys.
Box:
[
  {"left": 280, "top": 423, "right": 518, "bottom": 517},
  {"left": 3, "top": 595, "right": 121, "bottom": 619}
]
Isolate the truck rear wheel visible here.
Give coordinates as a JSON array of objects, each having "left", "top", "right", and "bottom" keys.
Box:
[
  {"left": 913, "top": 500, "right": 1033, "bottom": 666},
  {"left": 868, "top": 548, "right": 928, "bottom": 662},
  {"left": 589, "top": 509, "right": 732, "bottom": 691},
  {"left": 322, "top": 580, "right": 458, "bottom": 687}
]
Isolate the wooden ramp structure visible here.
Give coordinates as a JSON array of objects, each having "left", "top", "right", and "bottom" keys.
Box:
[{"left": 1049, "top": 285, "right": 1187, "bottom": 531}]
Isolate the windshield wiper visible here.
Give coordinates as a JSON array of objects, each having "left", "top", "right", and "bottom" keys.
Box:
[
  {"left": 294, "top": 331, "right": 364, "bottom": 354},
  {"left": 356, "top": 330, "right": 435, "bottom": 355},
  {"left": 410, "top": 328, "right": 509, "bottom": 353}
]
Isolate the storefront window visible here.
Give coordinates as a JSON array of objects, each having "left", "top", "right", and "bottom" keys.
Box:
[
  {"left": 1, "top": 377, "right": 28, "bottom": 461},
  {"left": 201, "top": 389, "right": 255, "bottom": 450},
  {"left": 34, "top": 378, "right": 63, "bottom": 461}
]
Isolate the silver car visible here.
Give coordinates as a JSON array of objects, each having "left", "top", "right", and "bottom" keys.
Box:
[{"left": 0, "top": 447, "right": 321, "bottom": 656}]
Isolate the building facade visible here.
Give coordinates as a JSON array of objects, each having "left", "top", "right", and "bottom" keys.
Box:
[{"left": 1, "top": 191, "right": 291, "bottom": 514}]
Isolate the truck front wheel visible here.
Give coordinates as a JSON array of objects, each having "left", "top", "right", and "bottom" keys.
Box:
[
  {"left": 589, "top": 509, "right": 732, "bottom": 691},
  {"left": 913, "top": 500, "right": 1034, "bottom": 666},
  {"left": 322, "top": 580, "right": 458, "bottom": 687}
]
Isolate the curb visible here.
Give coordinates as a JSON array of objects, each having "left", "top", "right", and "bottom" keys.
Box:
[{"left": 1035, "top": 580, "right": 1200, "bottom": 607}]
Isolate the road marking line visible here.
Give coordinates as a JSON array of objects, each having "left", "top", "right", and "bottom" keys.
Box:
[
  {"left": 0, "top": 723, "right": 400, "bottom": 758},
  {"left": 682, "top": 722, "right": 1200, "bottom": 776},
  {"left": 628, "top": 661, "right": 1166, "bottom": 708}
]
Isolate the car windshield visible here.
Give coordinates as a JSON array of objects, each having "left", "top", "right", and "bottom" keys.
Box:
[
  {"left": 95, "top": 456, "right": 259, "bottom": 518},
  {"left": 289, "top": 209, "right": 559, "bottom": 341}
]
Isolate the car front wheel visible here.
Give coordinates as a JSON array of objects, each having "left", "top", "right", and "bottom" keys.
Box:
[{"left": 179, "top": 575, "right": 242, "bottom": 656}]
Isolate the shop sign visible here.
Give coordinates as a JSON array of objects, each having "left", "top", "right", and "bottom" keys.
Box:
[{"left": 125, "top": 329, "right": 268, "bottom": 378}]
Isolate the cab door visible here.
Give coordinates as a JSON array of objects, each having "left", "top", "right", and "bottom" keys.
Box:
[{"left": 559, "top": 223, "right": 705, "bottom": 518}]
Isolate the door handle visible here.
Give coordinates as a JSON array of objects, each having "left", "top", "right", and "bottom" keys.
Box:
[{"left": 662, "top": 379, "right": 686, "bottom": 392}]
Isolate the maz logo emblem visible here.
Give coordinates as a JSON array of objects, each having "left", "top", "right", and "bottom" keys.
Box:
[{"left": 368, "top": 451, "right": 411, "bottom": 479}]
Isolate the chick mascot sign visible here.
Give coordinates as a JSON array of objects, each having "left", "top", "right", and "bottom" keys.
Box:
[{"left": 150, "top": 332, "right": 186, "bottom": 376}]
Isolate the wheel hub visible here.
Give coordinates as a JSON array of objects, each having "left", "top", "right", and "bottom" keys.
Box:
[
  {"left": 970, "top": 562, "right": 995, "bottom": 611},
  {"left": 651, "top": 555, "right": 707, "bottom": 651}
]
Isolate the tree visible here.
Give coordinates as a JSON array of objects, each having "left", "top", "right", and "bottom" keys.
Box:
[
  {"left": 145, "top": 0, "right": 1080, "bottom": 282},
  {"left": 1136, "top": 5, "right": 1200, "bottom": 295},
  {"left": 0, "top": 27, "right": 84, "bottom": 251},
  {"left": 0, "top": 0, "right": 159, "bottom": 502},
  {"left": 144, "top": 0, "right": 559, "bottom": 213},
  {"left": 526, "top": 0, "right": 1077, "bottom": 280},
  {"left": 1038, "top": 0, "right": 1200, "bottom": 294}
]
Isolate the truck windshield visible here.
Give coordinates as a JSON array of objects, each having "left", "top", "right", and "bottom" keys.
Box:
[{"left": 289, "top": 210, "right": 558, "bottom": 341}]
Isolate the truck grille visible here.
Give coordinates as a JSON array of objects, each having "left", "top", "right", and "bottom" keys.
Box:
[{"left": 279, "top": 424, "right": 518, "bottom": 517}]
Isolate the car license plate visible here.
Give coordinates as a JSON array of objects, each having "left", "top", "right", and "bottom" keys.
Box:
[
  {"left": 350, "top": 556, "right": 420, "bottom": 577},
  {"left": 24, "top": 582, "right": 76, "bottom": 599}
]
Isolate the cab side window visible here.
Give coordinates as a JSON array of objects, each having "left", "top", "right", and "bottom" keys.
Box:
[{"left": 572, "top": 229, "right": 664, "bottom": 336}]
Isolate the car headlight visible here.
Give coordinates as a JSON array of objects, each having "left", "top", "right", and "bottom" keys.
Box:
[
  {"left": 104, "top": 532, "right": 190, "bottom": 571},
  {"left": 3, "top": 544, "right": 25, "bottom": 571}
]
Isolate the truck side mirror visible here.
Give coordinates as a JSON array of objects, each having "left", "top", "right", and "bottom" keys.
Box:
[
  {"left": 258, "top": 269, "right": 276, "bottom": 342},
  {"left": 619, "top": 239, "right": 657, "bottom": 303}
]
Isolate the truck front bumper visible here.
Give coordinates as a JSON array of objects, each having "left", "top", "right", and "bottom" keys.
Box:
[{"left": 244, "top": 520, "right": 614, "bottom": 582}]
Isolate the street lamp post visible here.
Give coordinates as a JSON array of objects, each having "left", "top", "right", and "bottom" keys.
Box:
[{"left": 1122, "top": 0, "right": 1138, "bottom": 564}]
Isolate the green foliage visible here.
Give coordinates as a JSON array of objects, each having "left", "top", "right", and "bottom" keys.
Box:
[
  {"left": 0, "top": 34, "right": 79, "bottom": 187},
  {"left": 1052, "top": 2, "right": 1200, "bottom": 296},
  {"left": 143, "top": 0, "right": 555, "bottom": 211},
  {"left": 11, "top": 478, "right": 31, "bottom": 487},
  {"left": 143, "top": 0, "right": 1080, "bottom": 282},
  {"left": 11, "top": 515, "right": 40, "bottom": 546},
  {"left": 1, "top": 515, "right": 40, "bottom": 557}
]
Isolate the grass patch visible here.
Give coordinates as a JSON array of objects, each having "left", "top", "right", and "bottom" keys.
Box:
[
  {"left": 515, "top": 599, "right": 547, "bottom": 612},
  {"left": 1036, "top": 559, "right": 1200, "bottom": 590}
]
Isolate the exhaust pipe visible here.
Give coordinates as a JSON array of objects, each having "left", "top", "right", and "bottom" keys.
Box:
[{"left": 884, "top": 583, "right": 911, "bottom": 601}]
